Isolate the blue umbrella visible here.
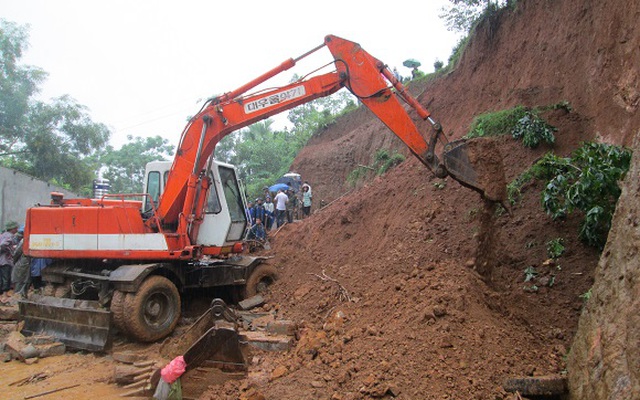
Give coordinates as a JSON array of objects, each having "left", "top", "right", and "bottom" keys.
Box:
[{"left": 268, "top": 183, "right": 290, "bottom": 193}]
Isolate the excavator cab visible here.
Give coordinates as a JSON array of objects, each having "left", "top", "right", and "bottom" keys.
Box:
[{"left": 142, "top": 158, "right": 249, "bottom": 247}]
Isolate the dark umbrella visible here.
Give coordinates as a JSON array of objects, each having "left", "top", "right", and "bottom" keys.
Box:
[{"left": 402, "top": 59, "right": 421, "bottom": 68}]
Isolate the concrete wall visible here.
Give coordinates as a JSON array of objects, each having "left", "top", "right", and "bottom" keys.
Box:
[{"left": 0, "top": 166, "right": 83, "bottom": 228}]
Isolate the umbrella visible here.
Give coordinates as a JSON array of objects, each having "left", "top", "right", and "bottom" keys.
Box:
[
  {"left": 268, "top": 183, "right": 290, "bottom": 193},
  {"left": 402, "top": 59, "right": 421, "bottom": 68}
]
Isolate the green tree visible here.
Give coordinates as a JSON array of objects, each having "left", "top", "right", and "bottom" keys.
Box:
[
  {"left": 100, "top": 135, "right": 174, "bottom": 194},
  {"left": 215, "top": 83, "right": 357, "bottom": 199},
  {"left": 0, "top": 19, "right": 46, "bottom": 154},
  {"left": 440, "top": 0, "right": 511, "bottom": 33},
  {"left": 0, "top": 20, "right": 111, "bottom": 193},
  {"left": 216, "top": 120, "right": 295, "bottom": 198},
  {"left": 288, "top": 90, "right": 356, "bottom": 145},
  {"left": 20, "top": 96, "right": 110, "bottom": 191}
]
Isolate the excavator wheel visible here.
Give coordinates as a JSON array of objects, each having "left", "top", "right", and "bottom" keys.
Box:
[
  {"left": 244, "top": 264, "right": 278, "bottom": 298},
  {"left": 110, "top": 290, "right": 128, "bottom": 335},
  {"left": 122, "top": 276, "right": 181, "bottom": 343}
]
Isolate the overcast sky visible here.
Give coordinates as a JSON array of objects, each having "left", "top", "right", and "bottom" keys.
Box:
[{"left": 2, "top": 0, "right": 461, "bottom": 149}]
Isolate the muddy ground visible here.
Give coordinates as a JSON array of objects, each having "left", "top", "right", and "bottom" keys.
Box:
[{"left": 1, "top": 0, "right": 638, "bottom": 399}]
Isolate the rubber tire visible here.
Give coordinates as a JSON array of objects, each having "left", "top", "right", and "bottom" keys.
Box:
[
  {"left": 244, "top": 264, "right": 278, "bottom": 298},
  {"left": 110, "top": 290, "right": 128, "bottom": 335},
  {"left": 122, "top": 276, "right": 181, "bottom": 343}
]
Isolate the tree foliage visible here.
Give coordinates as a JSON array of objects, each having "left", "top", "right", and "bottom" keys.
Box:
[
  {"left": 100, "top": 135, "right": 174, "bottom": 194},
  {"left": 508, "top": 143, "right": 631, "bottom": 249},
  {"left": 441, "top": 0, "right": 512, "bottom": 33},
  {"left": 216, "top": 86, "right": 358, "bottom": 199},
  {"left": 0, "top": 20, "right": 110, "bottom": 193},
  {"left": 0, "top": 19, "right": 46, "bottom": 155},
  {"left": 216, "top": 120, "right": 295, "bottom": 197},
  {"left": 466, "top": 105, "right": 557, "bottom": 148}
]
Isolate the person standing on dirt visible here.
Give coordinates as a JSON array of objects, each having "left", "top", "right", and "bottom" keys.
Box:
[
  {"left": 0, "top": 221, "right": 19, "bottom": 299},
  {"left": 301, "top": 185, "right": 312, "bottom": 218},
  {"left": 252, "top": 198, "right": 270, "bottom": 231},
  {"left": 393, "top": 67, "right": 402, "bottom": 82},
  {"left": 263, "top": 196, "right": 275, "bottom": 230},
  {"left": 274, "top": 189, "right": 288, "bottom": 227},
  {"left": 11, "top": 226, "right": 30, "bottom": 299},
  {"left": 247, "top": 217, "right": 266, "bottom": 242},
  {"left": 30, "top": 257, "right": 52, "bottom": 292},
  {"left": 245, "top": 200, "right": 254, "bottom": 225},
  {"left": 302, "top": 181, "right": 312, "bottom": 196},
  {"left": 286, "top": 189, "right": 299, "bottom": 223}
]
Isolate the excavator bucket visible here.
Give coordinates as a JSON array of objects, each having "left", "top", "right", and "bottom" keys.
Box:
[
  {"left": 183, "top": 326, "right": 247, "bottom": 372},
  {"left": 442, "top": 138, "right": 507, "bottom": 203},
  {"left": 160, "top": 298, "right": 246, "bottom": 371},
  {"left": 19, "top": 295, "right": 112, "bottom": 351}
]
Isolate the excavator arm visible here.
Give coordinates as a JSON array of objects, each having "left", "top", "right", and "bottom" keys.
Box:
[{"left": 156, "top": 34, "right": 502, "bottom": 240}]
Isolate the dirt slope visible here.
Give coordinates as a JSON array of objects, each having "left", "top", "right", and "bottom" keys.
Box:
[
  {"left": 292, "top": 0, "right": 640, "bottom": 207},
  {"left": 201, "top": 0, "right": 639, "bottom": 398}
]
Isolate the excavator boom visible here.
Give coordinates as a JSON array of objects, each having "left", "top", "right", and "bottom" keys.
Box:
[{"left": 157, "top": 34, "right": 503, "bottom": 237}]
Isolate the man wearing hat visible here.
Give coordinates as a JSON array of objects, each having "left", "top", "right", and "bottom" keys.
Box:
[{"left": 0, "top": 221, "right": 19, "bottom": 297}]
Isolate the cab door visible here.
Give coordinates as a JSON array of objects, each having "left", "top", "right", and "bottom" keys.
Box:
[{"left": 196, "top": 162, "right": 247, "bottom": 246}]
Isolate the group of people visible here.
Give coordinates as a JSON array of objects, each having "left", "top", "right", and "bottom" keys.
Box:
[
  {"left": 0, "top": 221, "right": 52, "bottom": 302},
  {"left": 244, "top": 181, "right": 313, "bottom": 247}
]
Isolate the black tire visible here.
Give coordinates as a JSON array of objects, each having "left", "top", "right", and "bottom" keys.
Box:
[
  {"left": 122, "top": 276, "right": 181, "bottom": 342},
  {"left": 110, "top": 290, "right": 128, "bottom": 335},
  {"left": 244, "top": 264, "right": 278, "bottom": 298}
]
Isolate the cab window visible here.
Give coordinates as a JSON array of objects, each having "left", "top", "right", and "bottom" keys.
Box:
[
  {"left": 206, "top": 173, "right": 222, "bottom": 214},
  {"left": 145, "top": 171, "right": 161, "bottom": 211},
  {"left": 219, "top": 166, "right": 246, "bottom": 223}
]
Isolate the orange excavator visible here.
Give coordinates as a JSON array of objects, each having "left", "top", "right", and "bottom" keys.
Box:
[{"left": 19, "top": 35, "right": 501, "bottom": 351}]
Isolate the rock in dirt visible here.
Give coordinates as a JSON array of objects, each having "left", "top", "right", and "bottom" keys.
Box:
[
  {"left": 19, "top": 344, "right": 39, "bottom": 359},
  {"left": 239, "top": 295, "right": 265, "bottom": 310},
  {"left": 0, "top": 305, "right": 19, "bottom": 320},
  {"left": 37, "top": 342, "right": 66, "bottom": 357},
  {"left": 269, "top": 365, "right": 288, "bottom": 381},
  {"left": 112, "top": 350, "right": 143, "bottom": 364},
  {"left": 503, "top": 375, "right": 567, "bottom": 396},
  {"left": 265, "top": 319, "right": 297, "bottom": 336}
]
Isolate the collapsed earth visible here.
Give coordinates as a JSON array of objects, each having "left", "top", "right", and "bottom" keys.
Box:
[{"left": 1, "top": 0, "right": 639, "bottom": 399}]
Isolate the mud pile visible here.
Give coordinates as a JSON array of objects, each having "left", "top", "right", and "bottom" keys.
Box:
[{"left": 201, "top": 0, "right": 638, "bottom": 398}]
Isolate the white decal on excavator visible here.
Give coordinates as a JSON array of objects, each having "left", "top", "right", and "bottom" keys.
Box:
[
  {"left": 29, "top": 234, "right": 169, "bottom": 251},
  {"left": 244, "top": 85, "right": 306, "bottom": 114}
]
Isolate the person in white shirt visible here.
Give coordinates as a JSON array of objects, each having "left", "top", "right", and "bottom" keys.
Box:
[
  {"left": 274, "top": 189, "right": 289, "bottom": 227},
  {"left": 263, "top": 196, "right": 275, "bottom": 230}
]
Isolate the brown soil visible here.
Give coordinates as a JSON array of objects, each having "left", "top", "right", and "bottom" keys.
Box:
[
  {"left": 198, "top": 0, "right": 636, "bottom": 398},
  {"left": 2, "top": 0, "right": 638, "bottom": 399}
]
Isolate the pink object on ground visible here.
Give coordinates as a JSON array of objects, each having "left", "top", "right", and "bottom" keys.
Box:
[{"left": 160, "top": 355, "right": 187, "bottom": 384}]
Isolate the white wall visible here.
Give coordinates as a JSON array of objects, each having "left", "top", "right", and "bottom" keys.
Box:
[{"left": 0, "top": 166, "right": 82, "bottom": 229}]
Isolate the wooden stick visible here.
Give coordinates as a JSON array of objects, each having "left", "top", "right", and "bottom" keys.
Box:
[
  {"left": 10, "top": 372, "right": 47, "bottom": 387},
  {"left": 123, "top": 380, "right": 148, "bottom": 390},
  {"left": 24, "top": 384, "right": 80, "bottom": 399},
  {"left": 319, "top": 190, "right": 352, "bottom": 210},
  {"left": 133, "top": 360, "right": 156, "bottom": 368}
]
